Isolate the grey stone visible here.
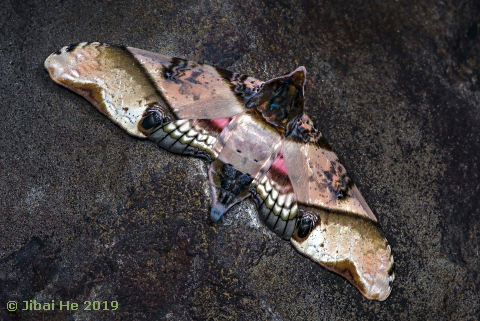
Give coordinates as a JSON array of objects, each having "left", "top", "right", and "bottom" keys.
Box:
[{"left": 1, "top": 0, "right": 479, "bottom": 320}]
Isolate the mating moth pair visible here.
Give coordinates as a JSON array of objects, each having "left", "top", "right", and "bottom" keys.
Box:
[{"left": 45, "top": 42, "right": 394, "bottom": 300}]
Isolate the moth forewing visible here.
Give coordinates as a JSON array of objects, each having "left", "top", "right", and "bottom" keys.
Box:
[
  {"left": 290, "top": 209, "right": 394, "bottom": 301},
  {"left": 282, "top": 126, "right": 393, "bottom": 300},
  {"left": 128, "top": 46, "right": 263, "bottom": 119},
  {"left": 44, "top": 42, "right": 170, "bottom": 138},
  {"left": 283, "top": 139, "right": 377, "bottom": 221}
]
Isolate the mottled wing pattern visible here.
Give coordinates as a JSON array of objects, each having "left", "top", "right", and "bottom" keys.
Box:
[
  {"left": 283, "top": 114, "right": 376, "bottom": 221},
  {"left": 44, "top": 42, "right": 262, "bottom": 159},
  {"left": 282, "top": 116, "right": 394, "bottom": 301},
  {"left": 128, "top": 47, "right": 262, "bottom": 119}
]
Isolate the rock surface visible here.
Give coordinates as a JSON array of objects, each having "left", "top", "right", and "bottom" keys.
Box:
[{"left": 1, "top": 0, "right": 479, "bottom": 320}]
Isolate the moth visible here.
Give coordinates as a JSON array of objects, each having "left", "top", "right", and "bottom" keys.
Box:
[{"left": 45, "top": 42, "right": 394, "bottom": 301}]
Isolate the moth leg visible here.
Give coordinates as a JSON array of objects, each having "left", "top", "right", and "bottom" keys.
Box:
[
  {"left": 209, "top": 159, "right": 253, "bottom": 220},
  {"left": 251, "top": 176, "right": 299, "bottom": 240},
  {"left": 148, "top": 119, "right": 218, "bottom": 161}
]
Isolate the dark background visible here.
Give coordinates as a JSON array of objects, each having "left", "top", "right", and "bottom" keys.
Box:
[{"left": 1, "top": 0, "right": 479, "bottom": 320}]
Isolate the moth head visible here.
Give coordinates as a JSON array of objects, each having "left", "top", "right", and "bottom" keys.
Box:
[{"left": 245, "top": 67, "right": 306, "bottom": 132}]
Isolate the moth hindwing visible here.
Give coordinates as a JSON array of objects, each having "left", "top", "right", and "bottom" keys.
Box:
[{"left": 45, "top": 42, "right": 394, "bottom": 301}]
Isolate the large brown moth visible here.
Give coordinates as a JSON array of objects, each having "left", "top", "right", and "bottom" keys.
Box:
[{"left": 44, "top": 42, "right": 394, "bottom": 301}]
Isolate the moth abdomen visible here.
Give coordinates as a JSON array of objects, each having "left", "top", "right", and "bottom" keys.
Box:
[
  {"left": 252, "top": 175, "right": 298, "bottom": 240},
  {"left": 148, "top": 120, "right": 218, "bottom": 160}
]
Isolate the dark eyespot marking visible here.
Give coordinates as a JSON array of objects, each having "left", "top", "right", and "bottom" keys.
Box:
[
  {"left": 236, "top": 149, "right": 242, "bottom": 153},
  {"left": 140, "top": 111, "right": 165, "bottom": 130},
  {"left": 297, "top": 217, "right": 313, "bottom": 238}
]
